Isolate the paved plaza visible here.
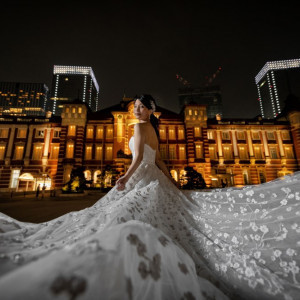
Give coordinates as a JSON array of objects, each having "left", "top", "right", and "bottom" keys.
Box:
[{"left": 0, "top": 190, "right": 107, "bottom": 223}]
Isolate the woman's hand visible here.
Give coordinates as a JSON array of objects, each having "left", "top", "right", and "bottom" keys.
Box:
[{"left": 116, "top": 176, "right": 128, "bottom": 191}]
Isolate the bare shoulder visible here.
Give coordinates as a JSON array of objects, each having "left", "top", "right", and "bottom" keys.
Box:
[{"left": 134, "top": 123, "right": 147, "bottom": 132}]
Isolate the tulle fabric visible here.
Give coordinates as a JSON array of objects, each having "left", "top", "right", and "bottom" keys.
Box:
[{"left": 0, "top": 137, "right": 299, "bottom": 300}]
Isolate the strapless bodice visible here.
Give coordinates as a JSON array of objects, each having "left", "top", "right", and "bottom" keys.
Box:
[{"left": 129, "top": 136, "right": 156, "bottom": 165}]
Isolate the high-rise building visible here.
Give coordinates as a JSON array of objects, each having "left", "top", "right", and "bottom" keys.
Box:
[
  {"left": 178, "top": 85, "right": 223, "bottom": 118},
  {"left": 50, "top": 65, "right": 100, "bottom": 115},
  {"left": 0, "top": 82, "right": 49, "bottom": 116},
  {"left": 255, "top": 58, "right": 300, "bottom": 119}
]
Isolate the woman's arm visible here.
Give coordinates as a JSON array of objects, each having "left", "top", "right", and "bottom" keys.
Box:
[{"left": 116, "top": 124, "right": 144, "bottom": 190}]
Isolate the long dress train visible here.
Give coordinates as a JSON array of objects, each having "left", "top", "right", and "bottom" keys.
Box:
[{"left": 0, "top": 136, "right": 300, "bottom": 300}]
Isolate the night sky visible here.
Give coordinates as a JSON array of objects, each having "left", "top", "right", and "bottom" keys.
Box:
[{"left": 1, "top": 1, "right": 300, "bottom": 118}]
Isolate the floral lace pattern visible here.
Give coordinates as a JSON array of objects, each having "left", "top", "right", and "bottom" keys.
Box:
[{"left": 0, "top": 137, "right": 299, "bottom": 299}]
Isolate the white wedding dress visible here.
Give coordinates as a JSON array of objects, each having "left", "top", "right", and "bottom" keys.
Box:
[{"left": 0, "top": 136, "right": 300, "bottom": 300}]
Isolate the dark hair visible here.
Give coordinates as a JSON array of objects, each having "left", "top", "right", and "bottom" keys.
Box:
[{"left": 134, "top": 94, "right": 159, "bottom": 138}]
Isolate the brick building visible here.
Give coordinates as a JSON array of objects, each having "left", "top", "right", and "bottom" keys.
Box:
[{"left": 0, "top": 96, "right": 299, "bottom": 192}]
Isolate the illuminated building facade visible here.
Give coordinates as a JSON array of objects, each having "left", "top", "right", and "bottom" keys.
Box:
[
  {"left": 0, "top": 82, "right": 49, "bottom": 116},
  {"left": 0, "top": 97, "right": 299, "bottom": 192},
  {"left": 178, "top": 85, "right": 223, "bottom": 118},
  {"left": 50, "top": 65, "right": 100, "bottom": 115},
  {"left": 255, "top": 59, "right": 300, "bottom": 119}
]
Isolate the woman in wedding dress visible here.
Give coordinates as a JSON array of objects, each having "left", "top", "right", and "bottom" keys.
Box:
[{"left": 0, "top": 94, "right": 300, "bottom": 300}]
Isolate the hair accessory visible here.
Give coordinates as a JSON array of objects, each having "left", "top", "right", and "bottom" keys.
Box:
[{"left": 150, "top": 100, "right": 156, "bottom": 112}]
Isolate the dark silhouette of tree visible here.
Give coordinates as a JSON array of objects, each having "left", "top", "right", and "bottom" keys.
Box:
[
  {"left": 62, "top": 167, "right": 92, "bottom": 193},
  {"left": 180, "top": 166, "right": 206, "bottom": 189}
]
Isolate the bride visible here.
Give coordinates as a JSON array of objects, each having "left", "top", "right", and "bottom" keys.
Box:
[{"left": 0, "top": 94, "right": 300, "bottom": 300}]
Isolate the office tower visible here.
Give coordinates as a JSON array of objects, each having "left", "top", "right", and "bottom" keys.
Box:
[
  {"left": 0, "top": 82, "right": 49, "bottom": 116},
  {"left": 178, "top": 85, "right": 223, "bottom": 118},
  {"left": 50, "top": 65, "right": 100, "bottom": 115},
  {"left": 255, "top": 59, "right": 300, "bottom": 119}
]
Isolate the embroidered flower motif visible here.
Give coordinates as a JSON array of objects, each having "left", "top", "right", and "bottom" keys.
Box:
[{"left": 286, "top": 248, "right": 296, "bottom": 256}]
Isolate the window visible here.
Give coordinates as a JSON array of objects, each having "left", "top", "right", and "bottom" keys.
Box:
[
  {"left": 105, "top": 145, "right": 113, "bottom": 160},
  {"left": 66, "top": 141, "right": 74, "bottom": 158},
  {"left": 50, "top": 144, "right": 59, "bottom": 159},
  {"left": 10, "top": 169, "right": 20, "bottom": 188},
  {"left": 32, "top": 144, "right": 43, "bottom": 159},
  {"left": 95, "top": 145, "right": 103, "bottom": 160},
  {"left": 209, "top": 145, "right": 217, "bottom": 159},
  {"left": 178, "top": 128, "right": 185, "bottom": 139},
  {"left": 169, "top": 145, "right": 176, "bottom": 159},
  {"left": 53, "top": 130, "right": 60, "bottom": 138},
  {"left": 254, "top": 146, "right": 263, "bottom": 159},
  {"left": 0, "top": 129, "right": 9, "bottom": 138},
  {"left": 236, "top": 131, "right": 245, "bottom": 140},
  {"left": 222, "top": 131, "right": 230, "bottom": 140},
  {"left": 194, "top": 127, "right": 201, "bottom": 137},
  {"left": 195, "top": 144, "right": 203, "bottom": 158},
  {"left": 36, "top": 130, "right": 44, "bottom": 138},
  {"left": 65, "top": 107, "right": 70, "bottom": 113},
  {"left": 85, "top": 145, "right": 92, "bottom": 160},
  {"left": 72, "top": 107, "right": 76, "bottom": 113},
  {"left": 159, "top": 144, "right": 167, "bottom": 159},
  {"left": 252, "top": 131, "right": 260, "bottom": 140},
  {"left": 78, "top": 107, "right": 82, "bottom": 113},
  {"left": 86, "top": 127, "right": 94, "bottom": 139},
  {"left": 14, "top": 145, "right": 24, "bottom": 160},
  {"left": 259, "top": 170, "right": 266, "bottom": 184},
  {"left": 207, "top": 130, "right": 214, "bottom": 140},
  {"left": 267, "top": 131, "right": 275, "bottom": 140},
  {"left": 223, "top": 146, "right": 232, "bottom": 159},
  {"left": 269, "top": 146, "right": 278, "bottom": 159},
  {"left": 179, "top": 145, "right": 186, "bottom": 159},
  {"left": 285, "top": 147, "right": 294, "bottom": 159},
  {"left": 239, "top": 146, "right": 248, "bottom": 159},
  {"left": 96, "top": 127, "right": 103, "bottom": 139},
  {"left": 68, "top": 125, "right": 76, "bottom": 136},
  {"left": 243, "top": 169, "right": 250, "bottom": 185},
  {"left": 17, "top": 128, "right": 27, "bottom": 138},
  {"left": 106, "top": 127, "right": 113, "bottom": 138},
  {"left": 159, "top": 127, "right": 166, "bottom": 139},
  {"left": 282, "top": 131, "right": 291, "bottom": 140},
  {"left": 168, "top": 128, "right": 175, "bottom": 139},
  {"left": 188, "top": 109, "right": 192, "bottom": 116},
  {"left": 0, "top": 144, "right": 6, "bottom": 160}
]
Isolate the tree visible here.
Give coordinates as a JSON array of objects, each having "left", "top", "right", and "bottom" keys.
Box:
[
  {"left": 62, "top": 167, "right": 92, "bottom": 193},
  {"left": 180, "top": 166, "right": 206, "bottom": 189}
]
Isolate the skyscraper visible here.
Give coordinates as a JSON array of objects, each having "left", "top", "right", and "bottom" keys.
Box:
[
  {"left": 50, "top": 65, "right": 100, "bottom": 115},
  {"left": 0, "top": 82, "right": 49, "bottom": 116},
  {"left": 178, "top": 85, "right": 223, "bottom": 118},
  {"left": 255, "top": 59, "right": 300, "bottom": 119}
]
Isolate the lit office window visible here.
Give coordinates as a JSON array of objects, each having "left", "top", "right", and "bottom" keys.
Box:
[
  {"left": 179, "top": 145, "right": 186, "bottom": 159},
  {"left": 254, "top": 146, "right": 263, "bottom": 159},
  {"left": 105, "top": 145, "right": 113, "bottom": 160},
  {"left": 95, "top": 145, "right": 103, "bottom": 160},
  {"left": 178, "top": 128, "right": 185, "bottom": 139},
  {"left": 53, "top": 130, "right": 60, "bottom": 138},
  {"left": 239, "top": 146, "right": 248, "bottom": 159},
  {"left": 0, "top": 145, "right": 6, "bottom": 160},
  {"left": 86, "top": 127, "right": 94, "bottom": 139},
  {"left": 106, "top": 127, "right": 113, "bottom": 138},
  {"left": 85, "top": 145, "right": 92, "bottom": 160},
  {"left": 207, "top": 130, "right": 214, "bottom": 140},
  {"left": 72, "top": 107, "right": 76, "bottom": 113},
  {"left": 78, "top": 107, "right": 82, "bottom": 113},
  {"left": 209, "top": 145, "right": 217, "bottom": 159},
  {"left": 168, "top": 128, "right": 175, "bottom": 139},
  {"left": 195, "top": 144, "right": 203, "bottom": 158},
  {"left": 32, "top": 145, "right": 43, "bottom": 159},
  {"left": 194, "top": 127, "right": 201, "bottom": 137},
  {"left": 159, "top": 127, "right": 166, "bottom": 139},
  {"left": 96, "top": 127, "right": 103, "bottom": 139},
  {"left": 285, "top": 147, "right": 294, "bottom": 159},
  {"left": 223, "top": 146, "right": 233, "bottom": 159},
  {"left": 50, "top": 144, "right": 60, "bottom": 159},
  {"left": 14, "top": 145, "right": 24, "bottom": 160},
  {"left": 36, "top": 130, "right": 44, "bottom": 138},
  {"left": 68, "top": 125, "right": 76, "bottom": 136},
  {"left": 66, "top": 142, "right": 74, "bottom": 158}
]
